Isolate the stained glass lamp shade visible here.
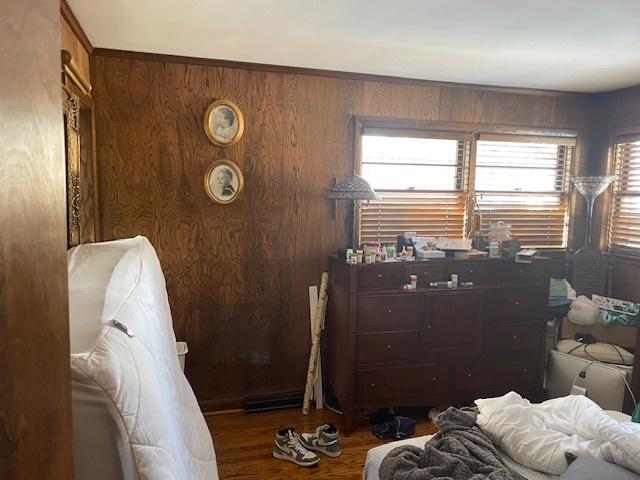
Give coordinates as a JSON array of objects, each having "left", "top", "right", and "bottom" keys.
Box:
[{"left": 327, "top": 174, "right": 380, "bottom": 201}]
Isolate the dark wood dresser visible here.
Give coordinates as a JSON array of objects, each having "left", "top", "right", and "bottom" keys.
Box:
[{"left": 326, "top": 255, "right": 550, "bottom": 434}]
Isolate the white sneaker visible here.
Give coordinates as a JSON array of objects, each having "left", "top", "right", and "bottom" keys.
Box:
[
  {"left": 300, "top": 424, "right": 341, "bottom": 458},
  {"left": 272, "top": 428, "right": 320, "bottom": 467}
]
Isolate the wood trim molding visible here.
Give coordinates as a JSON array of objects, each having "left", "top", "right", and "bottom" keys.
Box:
[
  {"left": 60, "top": 0, "right": 93, "bottom": 54},
  {"left": 352, "top": 115, "right": 582, "bottom": 137},
  {"left": 92, "top": 47, "right": 589, "bottom": 98},
  {"left": 596, "top": 83, "right": 640, "bottom": 99},
  {"left": 199, "top": 397, "right": 244, "bottom": 413}
]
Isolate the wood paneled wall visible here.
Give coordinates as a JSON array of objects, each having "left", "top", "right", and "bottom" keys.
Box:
[
  {"left": 0, "top": 0, "right": 74, "bottom": 478},
  {"left": 92, "top": 51, "right": 592, "bottom": 408},
  {"left": 60, "top": 0, "right": 92, "bottom": 89}
]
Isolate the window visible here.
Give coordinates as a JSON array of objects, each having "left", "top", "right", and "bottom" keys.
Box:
[
  {"left": 358, "top": 127, "right": 575, "bottom": 248},
  {"left": 475, "top": 134, "right": 575, "bottom": 248},
  {"left": 609, "top": 135, "right": 640, "bottom": 253},
  {"left": 359, "top": 131, "right": 469, "bottom": 244}
]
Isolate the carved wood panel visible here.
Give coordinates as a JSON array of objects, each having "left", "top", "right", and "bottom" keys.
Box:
[{"left": 63, "top": 87, "right": 81, "bottom": 248}]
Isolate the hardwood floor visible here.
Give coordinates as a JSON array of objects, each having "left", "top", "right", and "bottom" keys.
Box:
[{"left": 206, "top": 408, "right": 437, "bottom": 479}]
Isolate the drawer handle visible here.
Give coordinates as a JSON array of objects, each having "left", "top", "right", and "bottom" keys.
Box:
[
  {"left": 432, "top": 377, "right": 437, "bottom": 382},
  {"left": 467, "top": 373, "right": 472, "bottom": 377},
  {"left": 513, "top": 335, "right": 518, "bottom": 340},
  {"left": 377, "top": 274, "right": 383, "bottom": 279},
  {"left": 427, "top": 324, "right": 432, "bottom": 329},
  {"left": 370, "top": 383, "right": 375, "bottom": 387},
  {"left": 386, "top": 344, "right": 391, "bottom": 349},
  {"left": 522, "top": 368, "right": 528, "bottom": 373},
  {"left": 388, "top": 309, "right": 392, "bottom": 314},
  {"left": 514, "top": 301, "right": 520, "bottom": 306}
]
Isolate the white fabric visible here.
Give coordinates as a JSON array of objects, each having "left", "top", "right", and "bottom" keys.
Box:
[
  {"left": 363, "top": 434, "right": 556, "bottom": 480},
  {"left": 476, "top": 391, "right": 640, "bottom": 476},
  {"left": 69, "top": 236, "right": 218, "bottom": 480}
]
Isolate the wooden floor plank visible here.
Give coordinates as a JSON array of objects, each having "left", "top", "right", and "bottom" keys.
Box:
[{"left": 206, "top": 408, "right": 437, "bottom": 479}]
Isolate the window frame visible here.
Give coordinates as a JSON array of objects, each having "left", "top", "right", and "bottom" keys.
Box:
[
  {"left": 352, "top": 116, "right": 581, "bottom": 249},
  {"left": 607, "top": 132, "right": 640, "bottom": 256}
]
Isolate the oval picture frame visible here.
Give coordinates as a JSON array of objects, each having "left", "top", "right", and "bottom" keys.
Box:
[
  {"left": 204, "top": 159, "right": 244, "bottom": 204},
  {"left": 203, "top": 99, "right": 244, "bottom": 147}
]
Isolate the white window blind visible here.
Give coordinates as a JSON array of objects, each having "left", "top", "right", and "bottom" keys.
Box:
[
  {"left": 475, "top": 134, "right": 575, "bottom": 248},
  {"left": 609, "top": 136, "right": 640, "bottom": 253},
  {"left": 359, "top": 132, "right": 469, "bottom": 244}
]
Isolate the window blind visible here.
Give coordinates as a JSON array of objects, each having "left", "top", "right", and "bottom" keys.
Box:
[
  {"left": 609, "top": 137, "right": 640, "bottom": 253},
  {"left": 475, "top": 135, "right": 574, "bottom": 248},
  {"left": 359, "top": 134, "right": 468, "bottom": 244}
]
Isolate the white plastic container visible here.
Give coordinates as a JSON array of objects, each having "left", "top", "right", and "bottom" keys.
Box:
[{"left": 176, "top": 341, "right": 188, "bottom": 372}]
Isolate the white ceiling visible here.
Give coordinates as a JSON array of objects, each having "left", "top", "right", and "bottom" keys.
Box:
[{"left": 69, "top": 0, "right": 640, "bottom": 93}]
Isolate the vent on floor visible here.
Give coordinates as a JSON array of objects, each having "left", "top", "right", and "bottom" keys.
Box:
[{"left": 244, "top": 390, "right": 304, "bottom": 413}]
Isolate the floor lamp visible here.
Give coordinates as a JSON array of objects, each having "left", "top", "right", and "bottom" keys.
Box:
[{"left": 570, "top": 175, "right": 615, "bottom": 296}]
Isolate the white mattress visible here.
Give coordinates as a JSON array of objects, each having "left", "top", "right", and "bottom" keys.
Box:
[
  {"left": 363, "top": 435, "right": 557, "bottom": 480},
  {"left": 69, "top": 236, "right": 218, "bottom": 480},
  {"left": 364, "top": 410, "right": 632, "bottom": 480}
]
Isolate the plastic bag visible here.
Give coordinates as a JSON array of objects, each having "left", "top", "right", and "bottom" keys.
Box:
[{"left": 567, "top": 296, "right": 600, "bottom": 326}]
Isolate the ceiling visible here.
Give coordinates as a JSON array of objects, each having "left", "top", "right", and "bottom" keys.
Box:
[{"left": 69, "top": 0, "right": 640, "bottom": 93}]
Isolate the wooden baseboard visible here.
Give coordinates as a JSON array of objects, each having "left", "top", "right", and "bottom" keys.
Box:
[{"left": 199, "top": 396, "right": 244, "bottom": 413}]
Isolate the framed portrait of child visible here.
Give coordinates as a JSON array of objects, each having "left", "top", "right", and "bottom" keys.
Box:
[
  {"left": 204, "top": 159, "right": 244, "bottom": 204},
  {"left": 204, "top": 99, "right": 244, "bottom": 147}
]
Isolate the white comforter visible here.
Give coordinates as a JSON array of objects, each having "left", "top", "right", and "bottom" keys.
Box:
[
  {"left": 69, "top": 237, "right": 218, "bottom": 479},
  {"left": 476, "top": 391, "right": 640, "bottom": 476}
]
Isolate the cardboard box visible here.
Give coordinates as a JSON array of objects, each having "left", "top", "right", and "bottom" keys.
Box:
[{"left": 560, "top": 320, "right": 637, "bottom": 349}]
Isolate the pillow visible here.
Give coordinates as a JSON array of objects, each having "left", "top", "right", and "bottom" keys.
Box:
[
  {"left": 557, "top": 338, "right": 634, "bottom": 365},
  {"left": 560, "top": 456, "right": 640, "bottom": 479},
  {"left": 567, "top": 296, "right": 600, "bottom": 326}
]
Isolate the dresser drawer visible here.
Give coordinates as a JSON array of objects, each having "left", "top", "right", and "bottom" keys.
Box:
[
  {"left": 492, "top": 261, "right": 547, "bottom": 283},
  {"left": 484, "top": 322, "right": 543, "bottom": 353},
  {"left": 485, "top": 287, "right": 545, "bottom": 324},
  {"left": 425, "top": 291, "right": 484, "bottom": 357},
  {"left": 356, "top": 330, "right": 420, "bottom": 366},
  {"left": 356, "top": 364, "right": 449, "bottom": 406},
  {"left": 357, "top": 267, "right": 404, "bottom": 291},
  {"left": 454, "top": 357, "right": 538, "bottom": 391},
  {"left": 445, "top": 261, "right": 491, "bottom": 285},
  {"left": 357, "top": 294, "right": 422, "bottom": 330}
]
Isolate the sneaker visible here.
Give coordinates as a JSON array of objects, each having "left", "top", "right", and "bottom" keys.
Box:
[
  {"left": 273, "top": 428, "right": 320, "bottom": 467},
  {"left": 300, "top": 424, "right": 341, "bottom": 458}
]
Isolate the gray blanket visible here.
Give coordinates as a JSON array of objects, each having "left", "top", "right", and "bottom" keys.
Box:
[{"left": 379, "top": 407, "right": 526, "bottom": 480}]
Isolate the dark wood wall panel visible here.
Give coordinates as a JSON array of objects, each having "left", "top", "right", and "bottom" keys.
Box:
[
  {"left": 0, "top": 0, "right": 74, "bottom": 477},
  {"left": 92, "top": 52, "right": 591, "bottom": 407}
]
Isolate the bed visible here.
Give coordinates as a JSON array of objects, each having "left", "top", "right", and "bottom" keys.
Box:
[
  {"left": 363, "top": 405, "right": 632, "bottom": 480},
  {"left": 364, "top": 436, "right": 557, "bottom": 480},
  {"left": 69, "top": 236, "right": 218, "bottom": 479}
]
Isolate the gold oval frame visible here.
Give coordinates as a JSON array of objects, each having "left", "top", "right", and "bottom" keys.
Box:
[
  {"left": 204, "top": 159, "right": 244, "bottom": 204},
  {"left": 203, "top": 99, "right": 245, "bottom": 147}
]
